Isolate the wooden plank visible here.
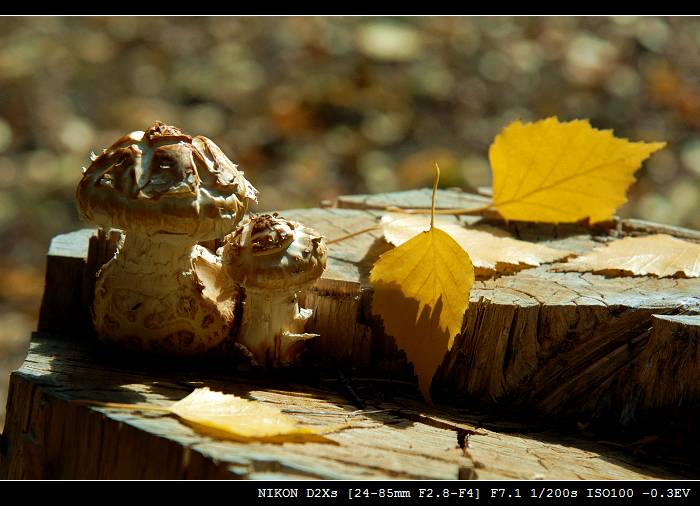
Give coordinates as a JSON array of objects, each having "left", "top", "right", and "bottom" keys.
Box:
[{"left": 0, "top": 334, "right": 690, "bottom": 479}]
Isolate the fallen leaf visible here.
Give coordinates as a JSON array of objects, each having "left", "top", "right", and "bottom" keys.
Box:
[
  {"left": 554, "top": 234, "right": 700, "bottom": 278},
  {"left": 369, "top": 225, "right": 474, "bottom": 402},
  {"left": 490, "top": 117, "right": 666, "bottom": 223},
  {"left": 169, "top": 387, "right": 337, "bottom": 444},
  {"left": 381, "top": 212, "right": 573, "bottom": 277}
]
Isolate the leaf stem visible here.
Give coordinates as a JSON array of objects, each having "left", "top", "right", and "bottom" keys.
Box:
[
  {"left": 325, "top": 201, "right": 495, "bottom": 246},
  {"left": 326, "top": 162, "right": 494, "bottom": 246},
  {"left": 431, "top": 162, "right": 439, "bottom": 229}
]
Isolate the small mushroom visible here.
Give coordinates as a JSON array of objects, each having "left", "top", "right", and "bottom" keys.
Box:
[
  {"left": 77, "top": 121, "right": 257, "bottom": 354},
  {"left": 220, "top": 213, "right": 327, "bottom": 367}
]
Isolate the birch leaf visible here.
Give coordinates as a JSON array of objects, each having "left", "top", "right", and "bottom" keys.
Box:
[
  {"left": 555, "top": 234, "right": 700, "bottom": 278},
  {"left": 490, "top": 117, "right": 666, "bottom": 223},
  {"left": 369, "top": 225, "right": 474, "bottom": 402},
  {"left": 169, "top": 387, "right": 336, "bottom": 444},
  {"left": 381, "top": 212, "right": 573, "bottom": 277}
]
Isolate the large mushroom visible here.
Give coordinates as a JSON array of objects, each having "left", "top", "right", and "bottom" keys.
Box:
[
  {"left": 220, "top": 213, "right": 327, "bottom": 367},
  {"left": 77, "top": 121, "right": 257, "bottom": 354}
]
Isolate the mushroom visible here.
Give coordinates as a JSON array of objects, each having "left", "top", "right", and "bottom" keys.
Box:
[
  {"left": 76, "top": 121, "right": 257, "bottom": 354},
  {"left": 220, "top": 213, "right": 327, "bottom": 367}
]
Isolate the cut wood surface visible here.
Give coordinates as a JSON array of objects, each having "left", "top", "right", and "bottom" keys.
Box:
[
  {"left": 326, "top": 190, "right": 700, "bottom": 422},
  {"left": 6, "top": 188, "right": 700, "bottom": 478},
  {"left": 31, "top": 189, "right": 700, "bottom": 422},
  {"left": 0, "top": 335, "right": 690, "bottom": 479}
]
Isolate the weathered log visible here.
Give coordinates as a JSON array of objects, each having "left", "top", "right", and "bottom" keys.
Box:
[
  {"left": 34, "top": 189, "right": 700, "bottom": 423},
  {"left": 6, "top": 188, "right": 700, "bottom": 478},
  {"left": 334, "top": 190, "right": 700, "bottom": 427},
  {"left": 634, "top": 314, "right": 700, "bottom": 411},
  {"left": 0, "top": 334, "right": 689, "bottom": 479}
]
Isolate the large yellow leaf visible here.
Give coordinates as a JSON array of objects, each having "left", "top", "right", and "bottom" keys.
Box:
[
  {"left": 555, "top": 234, "right": 700, "bottom": 278},
  {"left": 169, "top": 387, "right": 336, "bottom": 444},
  {"left": 369, "top": 226, "right": 474, "bottom": 402},
  {"left": 381, "top": 212, "right": 572, "bottom": 277},
  {"left": 490, "top": 117, "right": 666, "bottom": 223}
]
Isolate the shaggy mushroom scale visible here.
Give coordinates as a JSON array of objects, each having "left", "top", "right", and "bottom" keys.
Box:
[
  {"left": 221, "top": 214, "right": 327, "bottom": 367},
  {"left": 77, "top": 121, "right": 257, "bottom": 354}
]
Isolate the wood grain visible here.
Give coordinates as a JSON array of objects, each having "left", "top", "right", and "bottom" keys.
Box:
[
  {"left": 7, "top": 188, "right": 700, "bottom": 478},
  {"left": 32, "top": 191, "right": 700, "bottom": 421},
  {"left": 0, "top": 335, "right": 688, "bottom": 479}
]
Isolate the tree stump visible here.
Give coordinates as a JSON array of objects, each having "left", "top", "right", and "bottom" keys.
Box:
[
  {"left": 299, "top": 190, "right": 700, "bottom": 427},
  {"left": 2, "top": 188, "right": 699, "bottom": 479}
]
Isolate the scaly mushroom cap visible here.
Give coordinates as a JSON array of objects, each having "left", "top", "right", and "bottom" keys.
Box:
[
  {"left": 221, "top": 214, "right": 327, "bottom": 290},
  {"left": 77, "top": 121, "right": 258, "bottom": 240}
]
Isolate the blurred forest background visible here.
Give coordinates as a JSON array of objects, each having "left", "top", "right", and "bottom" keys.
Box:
[{"left": 1, "top": 16, "right": 700, "bottom": 426}]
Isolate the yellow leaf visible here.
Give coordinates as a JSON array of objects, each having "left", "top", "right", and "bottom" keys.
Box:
[
  {"left": 369, "top": 227, "right": 474, "bottom": 402},
  {"left": 555, "top": 234, "right": 700, "bottom": 278},
  {"left": 169, "top": 387, "right": 337, "bottom": 444},
  {"left": 490, "top": 117, "right": 666, "bottom": 223},
  {"left": 381, "top": 212, "right": 572, "bottom": 277}
]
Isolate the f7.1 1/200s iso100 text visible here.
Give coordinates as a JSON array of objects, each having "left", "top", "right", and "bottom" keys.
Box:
[{"left": 256, "top": 486, "right": 695, "bottom": 502}]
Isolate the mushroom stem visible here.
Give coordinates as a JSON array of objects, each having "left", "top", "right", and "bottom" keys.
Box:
[
  {"left": 237, "top": 287, "right": 316, "bottom": 367},
  {"left": 92, "top": 231, "right": 235, "bottom": 354},
  {"left": 115, "top": 232, "right": 194, "bottom": 282}
]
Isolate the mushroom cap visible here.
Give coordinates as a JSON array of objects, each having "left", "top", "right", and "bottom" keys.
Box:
[
  {"left": 76, "top": 121, "right": 258, "bottom": 241},
  {"left": 221, "top": 214, "right": 327, "bottom": 291}
]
